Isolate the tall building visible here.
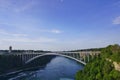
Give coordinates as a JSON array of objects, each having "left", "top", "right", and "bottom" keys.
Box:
[{"left": 9, "top": 46, "right": 12, "bottom": 53}]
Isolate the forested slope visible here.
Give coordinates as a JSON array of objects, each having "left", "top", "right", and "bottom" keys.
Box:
[{"left": 76, "top": 44, "right": 120, "bottom": 80}]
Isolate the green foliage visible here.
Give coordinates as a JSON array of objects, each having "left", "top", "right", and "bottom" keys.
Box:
[
  {"left": 101, "top": 44, "right": 120, "bottom": 62},
  {"left": 76, "top": 44, "right": 120, "bottom": 80}
]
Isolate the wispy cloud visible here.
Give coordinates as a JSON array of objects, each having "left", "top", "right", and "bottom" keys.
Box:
[
  {"left": 50, "top": 29, "right": 62, "bottom": 34},
  {"left": 0, "top": 0, "right": 37, "bottom": 12},
  {"left": 39, "top": 29, "right": 62, "bottom": 34},
  {"left": 0, "top": 29, "right": 57, "bottom": 44},
  {"left": 113, "top": 1, "right": 120, "bottom": 7},
  {"left": 113, "top": 16, "right": 120, "bottom": 25},
  {"left": 14, "top": 1, "right": 37, "bottom": 13},
  {"left": 1, "top": 37, "right": 56, "bottom": 43},
  {"left": 0, "top": 29, "right": 27, "bottom": 37}
]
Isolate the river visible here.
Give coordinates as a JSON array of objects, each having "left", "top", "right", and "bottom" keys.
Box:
[{"left": 2, "top": 56, "right": 84, "bottom": 80}]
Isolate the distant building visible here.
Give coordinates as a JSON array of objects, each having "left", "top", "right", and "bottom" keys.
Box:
[{"left": 9, "top": 46, "right": 12, "bottom": 53}]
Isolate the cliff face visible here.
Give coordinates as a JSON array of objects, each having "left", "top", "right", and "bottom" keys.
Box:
[
  {"left": 106, "top": 58, "right": 120, "bottom": 72},
  {"left": 113, "top": 62, "right": 120, "bottom": 71}
]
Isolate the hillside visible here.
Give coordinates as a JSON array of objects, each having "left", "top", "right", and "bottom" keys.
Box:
[{"left": 76, "top": 44, "right": 120, "bottom": 80}]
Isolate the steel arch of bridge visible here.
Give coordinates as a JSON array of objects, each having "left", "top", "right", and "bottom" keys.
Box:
[{"left": 25, "top": 53, "right": 86, "bottom": 65}]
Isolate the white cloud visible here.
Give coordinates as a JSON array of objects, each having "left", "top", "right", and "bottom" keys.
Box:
[
  {"left": 39, "top": 29, "right": 62, "bottom": 34},
  {"left": 113, "top": 16, "right": 120, "bottom": 25},
  {"left": 51, "top": 29, "right": 62, "bottom": 34}
]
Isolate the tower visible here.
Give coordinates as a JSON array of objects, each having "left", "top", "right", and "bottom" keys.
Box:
[{"left": 9, "top": 46, "right": 12, "bottom": 53}]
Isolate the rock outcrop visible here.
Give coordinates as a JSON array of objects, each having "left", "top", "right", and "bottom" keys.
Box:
[{"left": 113, "top": 62, "right": 120, "bottom": 71}]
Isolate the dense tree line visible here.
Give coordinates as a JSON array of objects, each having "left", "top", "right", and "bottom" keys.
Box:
[
  {"left": 0, "top": 55, "right": 23, "bottom": 74},
  {"left": 76, "top": 44, "right": 120, "bottom": 80},
  {"left": 71, "top": 48, "right": 103, "bottom": 52}
]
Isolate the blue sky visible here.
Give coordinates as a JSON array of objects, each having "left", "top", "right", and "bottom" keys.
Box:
[{"left": 0, "top": 0, "right": 120, "bottom": 51}]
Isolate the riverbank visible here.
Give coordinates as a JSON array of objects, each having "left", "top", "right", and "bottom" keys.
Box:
[{"left": 75, "top": 44, "right": 120, "bottom": 80}]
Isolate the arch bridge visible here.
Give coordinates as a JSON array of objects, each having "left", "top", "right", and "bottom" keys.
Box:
[{"left": 11, "top": 51, "right": 100, "bottom": 65}]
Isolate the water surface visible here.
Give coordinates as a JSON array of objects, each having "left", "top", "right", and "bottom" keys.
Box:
[{"left": 8, "top": 56, "right": 84, "bottom": 80}]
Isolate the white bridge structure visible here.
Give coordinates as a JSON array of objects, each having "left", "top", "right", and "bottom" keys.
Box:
[
  {"left": 12, "top": 51, "right": 100, "bottom": 65},
  {"left": 26, "top": 53, "right": 86, "bottom": 65}
]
